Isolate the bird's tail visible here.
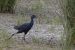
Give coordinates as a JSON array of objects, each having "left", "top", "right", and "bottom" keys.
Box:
[{"left": 14, "top": 26, "right": 19, "bottom": 30}]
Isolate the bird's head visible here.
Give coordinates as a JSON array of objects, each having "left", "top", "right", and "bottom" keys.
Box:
[{"left": 31, "top": 15, "right": 36, "bottom": 19}]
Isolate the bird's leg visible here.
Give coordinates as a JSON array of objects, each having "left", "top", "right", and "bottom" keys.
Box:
[
  {"left": 8, "top": 33, "right": 18, "bottom": 40},
  {"left": 22, "top": 33, "right": 26, "bottom": 41}
]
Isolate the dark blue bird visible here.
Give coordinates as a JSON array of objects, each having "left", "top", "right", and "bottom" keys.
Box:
[{"left": 8, "top": 15, "right": 36, "bottom": 40}]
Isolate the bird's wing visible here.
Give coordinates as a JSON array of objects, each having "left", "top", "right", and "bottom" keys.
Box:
[{"left": 14, "top": 23, "right": 29, "bottom": 30}]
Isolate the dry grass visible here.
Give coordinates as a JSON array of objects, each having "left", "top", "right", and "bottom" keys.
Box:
[
  {"left": 0, "top": 29, "right": 61, "bottom": 50},
  {"left": 0, "top": 13, "right": 63, "bottom": 50}
]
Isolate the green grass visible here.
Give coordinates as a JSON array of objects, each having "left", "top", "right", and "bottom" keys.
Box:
[
  {"left": 14, "top": 15, "right": 61, "bottom": 25},
  {"left": 0, "top": 0, "right": 16, "bottom": 13},
  {"left": 60, "top": 0, "right": 75, "bottom": 50},
  {"left": 32, "top": 36, "right": 46, "bottom": 45},
  {"left": 0, "top": 29, "right": 51, "bottom": 50},
  {"left": 15, "top": 16, "right": 26, "bottom": 25},
  {"left": 0, "top": 29, "right": 15, "bottom": 50},
  {"left": 31, "top": 1, "right": 43, "bottom": 13}
]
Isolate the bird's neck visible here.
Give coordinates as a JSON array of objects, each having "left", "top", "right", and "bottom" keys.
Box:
[{"left": 30, "top": 18, "right": 34, "bottom": 24}]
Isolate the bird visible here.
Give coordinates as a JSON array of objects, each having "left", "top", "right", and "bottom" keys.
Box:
[{"left": 8, "top": 15, "right": 36, "bottom": 40}]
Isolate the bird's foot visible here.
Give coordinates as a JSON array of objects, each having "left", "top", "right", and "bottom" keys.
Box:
[{"left": 22, "top": 37, "right": 25, "bottom": 41}]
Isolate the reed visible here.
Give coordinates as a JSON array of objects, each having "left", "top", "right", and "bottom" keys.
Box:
[
  {"left": 0, "top": 0, "right": 16, "bottom": 13},
  {"left": 60, "top": 0, "right": 75, "bottom": 50}
]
